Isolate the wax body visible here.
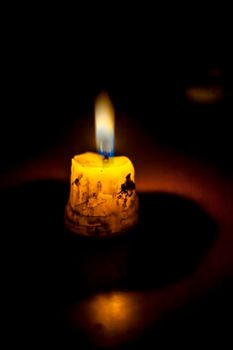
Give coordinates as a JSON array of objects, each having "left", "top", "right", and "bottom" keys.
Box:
[{"left": 65, "top": 152, "right": 138, "bottom": 236}]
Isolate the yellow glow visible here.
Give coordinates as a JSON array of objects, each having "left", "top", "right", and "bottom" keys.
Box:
[
  {"left": 88, "top": 293, "right": 136, "bottom": 333},
  {"left": 70, "top": 292, "right": 142, "bottom": 347},
  {"left": 95, "top": 92, "right": 115, "bottom": 157},
  {"left": 186, "top": 86, "right": 223, "bottom": 104}
]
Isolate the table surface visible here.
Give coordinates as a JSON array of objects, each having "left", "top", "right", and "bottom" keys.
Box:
[
  {"left": 1, "top": 179, "right": 232, "bottom": 348},
  {"left": 1, "top": 114, "right": 233, "bottom": 348}
]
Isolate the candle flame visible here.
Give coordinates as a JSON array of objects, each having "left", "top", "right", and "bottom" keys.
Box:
[{"left": 95, "top": 92, "right": 115, "bottom": 157}]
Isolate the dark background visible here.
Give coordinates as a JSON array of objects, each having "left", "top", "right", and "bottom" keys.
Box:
[{"left": 1, "top": 12, "right": 232, "bottom": 174}]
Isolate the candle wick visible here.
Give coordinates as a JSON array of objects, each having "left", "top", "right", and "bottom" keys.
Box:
[{"left": 103, "top": 152, "right": 109, "bottom": 161}]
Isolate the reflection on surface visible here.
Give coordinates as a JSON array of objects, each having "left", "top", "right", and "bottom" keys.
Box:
[
  {"left": 70, "top": 292, "right": 143, "bottom": 347},
  {"left": 185, "top": 85, "right": 223, "bottom": 104},
  {"left": 85, "top": 293, "right": 137, "bottom": 332}
]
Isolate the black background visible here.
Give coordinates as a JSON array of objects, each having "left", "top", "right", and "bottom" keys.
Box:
[{"left": 1, "top": 11, "right": 232, "bottom": 173}]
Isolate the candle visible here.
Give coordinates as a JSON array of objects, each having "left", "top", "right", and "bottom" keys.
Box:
[{"left": 65, "top": 93, "right": 138, "bottom": 237}]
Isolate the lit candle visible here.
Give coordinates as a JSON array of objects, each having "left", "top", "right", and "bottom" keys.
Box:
[{"left": 65, "top": 93, "right": 138, "bottom": 237}]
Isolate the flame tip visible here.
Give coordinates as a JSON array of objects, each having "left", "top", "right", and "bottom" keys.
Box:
[{"left": 95, "top": 92, "right": 115, "bottom": 156}]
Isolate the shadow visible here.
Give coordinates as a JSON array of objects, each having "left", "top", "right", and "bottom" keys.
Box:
[
  {"left": 132, "top": 192, "right": 217, "bottom": 288},
  {"left": 1, "top": 180, "right": 217, "bottom": 295},
  {"left": 0, "top": 180, "right": 218, "bottom": 347}
]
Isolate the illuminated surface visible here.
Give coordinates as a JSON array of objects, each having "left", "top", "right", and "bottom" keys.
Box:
[{"left": 0, "top": 115, "right": 233, "bottom": 347}]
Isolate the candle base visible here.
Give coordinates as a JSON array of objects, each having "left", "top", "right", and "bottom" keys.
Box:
[{"left": 64, "top": 194, "right": 139, "bottom": 237}]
